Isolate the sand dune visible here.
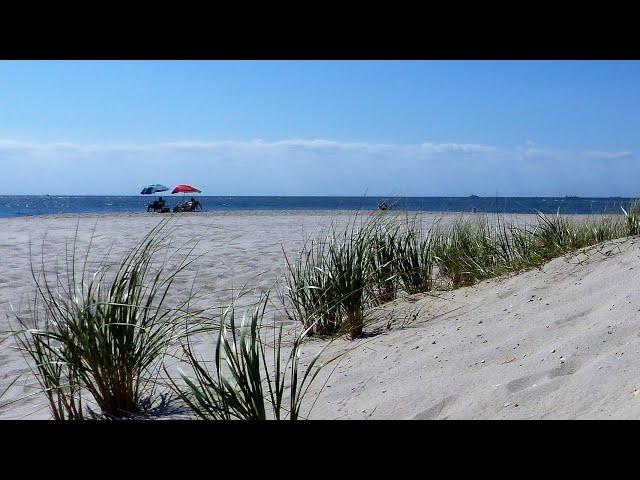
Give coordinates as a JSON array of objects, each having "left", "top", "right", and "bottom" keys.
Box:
[
  {"left": 309, "top": 236, "right": 640, "bottom": 419},
  {"left": 1, "top": 211, "right": 638, "bottom": 419}
]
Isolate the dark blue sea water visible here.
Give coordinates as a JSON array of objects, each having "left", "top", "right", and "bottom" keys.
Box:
[{"left": 0, "top": 196, "right": 635, "bottom": 218}]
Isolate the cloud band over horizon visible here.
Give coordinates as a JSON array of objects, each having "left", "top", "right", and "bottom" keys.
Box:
[{"left": 0, "top": 138, "right": 636, "bottom": 197}]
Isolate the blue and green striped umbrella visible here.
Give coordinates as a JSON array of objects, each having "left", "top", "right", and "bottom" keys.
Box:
[{"left": 140, "top": 184, "right": 169, "bottom": 195}]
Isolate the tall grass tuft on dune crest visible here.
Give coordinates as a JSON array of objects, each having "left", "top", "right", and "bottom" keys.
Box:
[
  {"left": 15, "top": 220, "right": 201, "bottom": 419},
  {"left": 368, "top": 221, "right": 400, "bottom": 304},
  {"left": 169, "top": 295, "right": 329, "bottom": 420},
  {"left": 283, "top": 216, "right": 379, "bottom": 338},
  {"left": 392, "top": 216, "right": 437, "bottom": 294},
  {"left": 325, "top": 222, "right": 374, "bottom": 338},
  {"left": 622, "top": 200, "right": 640, "bottom": 237},
  {"left": 533, "top": 212, "right": 583, "bottom": 255},
  {"left": 283, "top": 207, "right": 639, "bottom": 339},
  {"left": 433, "top": 218, "right": 487, "bottom": 287},
  {"left": 283, "top": 212, "right": 438, "bottom": 337},
  {"left": 283, "top": 237, "right": 341, "bottom": 336},
  {"left": 530, "top": 211, "right": 629, "bottom": 260}
]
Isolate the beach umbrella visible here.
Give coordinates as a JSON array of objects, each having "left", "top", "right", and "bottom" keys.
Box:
[
  {"left": 140, "top": 184, "right": 169, "bottom": 195},
  {"left": 171, "top": 184, "right": 202, "bottom": 194}
]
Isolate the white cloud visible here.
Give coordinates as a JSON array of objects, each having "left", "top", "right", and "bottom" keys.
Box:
[
  {"left": 0, "top": 138, "right": 636, "bottom": 196},
  {"left": 586, "top": 150, "right": 633, "bottom": 159}
]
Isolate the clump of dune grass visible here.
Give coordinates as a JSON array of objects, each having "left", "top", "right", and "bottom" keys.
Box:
[
  {"left": 325, "top": 222, "right": 374, "bottom": 338},
  {"left": 532, "top": 212, "right": 584, "bottom": 256},
  {"left": 443, "top": 216, "right": 515, "bottom": 285},
  {"left": 431, "top": 212, "right": 631, "bottom": 288},
  {"left": 464, "top": 215, "right": 540, "bottom": 278},
  {"left": 432, "top": 217, "right": 490, "bottom": 287},
  {"left": 622, "top": 200, "right": 640, "bottom": 236},
  {"left": 169, "top": 295, "right": 329, "bottom": 420},
  {"left": 584, "top": 215, "right": 624, "bottom": 244},
  {"left": 284, "top": 212, "right": 441, "bottom": 338},
  {"left": 17, "top": 319, "right": 86, "bottom": 420},
  {"left": 284, "top": 217, "right": 376, "bottom": 338},
  {"left": 484, "top": 216, "right": 527, "bottom": 272},
  {"left": 15, "top": 220, "right": 200, "bottom": 419},
  {"left": 368, "top": 221, "right": 400, "bottom": 304},
  {"left": 392, "top": 217, "right": 437, "bottom": 294},
  {"left": 283, "top": 237, "right": 341, "bottom": 336},
  {"left": 528, "top": 212, "right": 624, "bottom": 261},
  {"left": 283, "top": 203, "right": 640, "bottom": 339}
]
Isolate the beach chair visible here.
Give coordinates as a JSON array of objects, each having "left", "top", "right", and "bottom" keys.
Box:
[
  {"left": 173, "top": 203, "right": 189, "bottom": 213},
  {"left": 173, "top": 201, "right": 201, "bottom": 213},
  {"left": 147, "top": 200, "right": 167, "bottom": 212}
]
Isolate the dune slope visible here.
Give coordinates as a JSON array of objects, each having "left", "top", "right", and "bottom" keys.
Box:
[{"left": 309, "top": 236, "right": 640, "bottom": 419}]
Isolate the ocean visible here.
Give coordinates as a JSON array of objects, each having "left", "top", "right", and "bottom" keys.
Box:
[{"left": 0, "top": 195, "right": 635, "bottom": 218}]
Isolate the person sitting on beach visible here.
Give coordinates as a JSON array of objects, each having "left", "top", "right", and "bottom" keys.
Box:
[{"left": 189, "top": 197, "right": 202, "bottom": 211}]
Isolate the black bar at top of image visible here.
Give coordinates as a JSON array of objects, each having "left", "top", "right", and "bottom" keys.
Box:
[{"left": 1, "top": 5, "right": 639, "bottom": 60}]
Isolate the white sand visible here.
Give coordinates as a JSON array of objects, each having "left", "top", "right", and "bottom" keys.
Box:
[{"left": 1, "top": 211, "right": 638, "bottom": 419}]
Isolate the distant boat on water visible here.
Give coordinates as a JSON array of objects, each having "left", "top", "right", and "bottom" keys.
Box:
[{"left": 469, "top": 194, "right": 480, "bottom": 199}]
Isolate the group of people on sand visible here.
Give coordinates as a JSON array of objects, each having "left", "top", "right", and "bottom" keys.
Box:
[{"left": 147, "top": 196, "right": 202, "bottom": 213}]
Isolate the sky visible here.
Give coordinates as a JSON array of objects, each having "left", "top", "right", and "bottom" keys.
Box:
[{"left": 0, "top": 60, "right": 638, "bottom": 196}]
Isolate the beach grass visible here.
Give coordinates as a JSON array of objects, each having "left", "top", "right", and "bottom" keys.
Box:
[
  {"left": 368, "top": 220, "right": 400, "bottom": 304},
  {"left": 168, "top": 295, "right": 329, "bottom": 420},
  {"left": 283, "top": 208, "right": 637, "bottom": 339},
  {"left": 385, "top": 215, "right": 437, "bottom": 295},
  {"left": 283, "top": 215, "right": 380, "bottom": 338},
  {"left": 622, "top": 199, "right": 640, "bottom": 236},
  {"left": 14, "top": 220, "right": 201, "bottom": 419}
]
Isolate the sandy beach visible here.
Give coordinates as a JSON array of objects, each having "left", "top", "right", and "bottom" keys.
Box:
[{"left": 1, "top": 210, "right": 639, "bottom": 419}]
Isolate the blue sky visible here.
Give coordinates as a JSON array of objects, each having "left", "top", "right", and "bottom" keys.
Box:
[{"left": 0, "top": 60, "right": 638, "bottom": 196}]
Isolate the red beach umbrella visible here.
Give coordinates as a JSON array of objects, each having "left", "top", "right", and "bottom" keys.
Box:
[{"left": 171, "top": 184, "right": 202, "bottom": 194}]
